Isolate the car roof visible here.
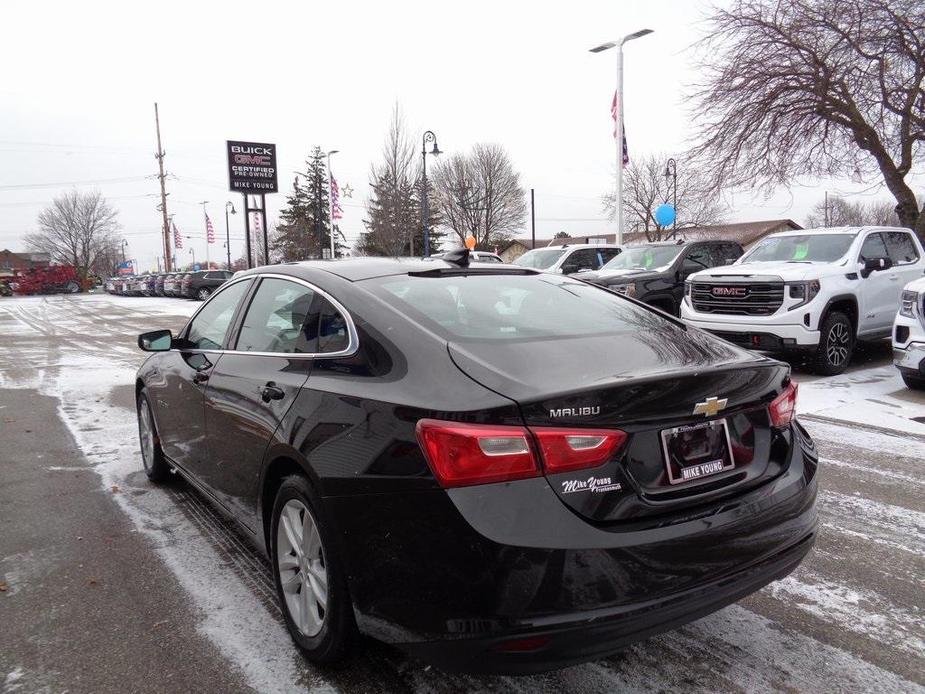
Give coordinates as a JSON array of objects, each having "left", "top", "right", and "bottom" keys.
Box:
[
  {"left": 528, "top": 243, "right": 622, "bottom": 251},
  {"left": 765, "top": 226, "right": 890, "bottom": 238},
  {"left": 235, "top": 257, "right": 515, "bottom": 282}
]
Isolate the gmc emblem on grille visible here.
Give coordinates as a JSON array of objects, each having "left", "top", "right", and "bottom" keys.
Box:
[{"left": 712, "top": 286, "right": 748, "bottom": 297}]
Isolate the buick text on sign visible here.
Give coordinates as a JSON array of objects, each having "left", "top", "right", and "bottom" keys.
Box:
[{"left": 227, "top": 140, "right": 278, "bottom": 193}]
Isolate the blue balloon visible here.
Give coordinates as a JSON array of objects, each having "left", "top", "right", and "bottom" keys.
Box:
[{"left": 655, "top": 204, "right": 676, "bottom": 227}]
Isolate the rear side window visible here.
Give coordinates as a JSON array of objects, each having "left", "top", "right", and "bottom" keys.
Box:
[
  {"left": 318, "top": 298, "right": 349, "bottom": 353},
  {"left": 370, "top": 274, "right": 663, "bottom": 342},
  {"left": 236, "top": 278, "right": 319, "bottom": 354},
  {"left": 685, "top": 246, "right": 712, "bottom": 270},
  {"left": 561, "top": 248, "right": 599, "bottom": 273},
  {"left": 882, "top": 231, "right": 919, "bottom": 265}
]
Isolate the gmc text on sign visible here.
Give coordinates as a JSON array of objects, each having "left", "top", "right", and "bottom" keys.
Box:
[{"left": 226, "top": 140, "right": 278, "bottom": 193}]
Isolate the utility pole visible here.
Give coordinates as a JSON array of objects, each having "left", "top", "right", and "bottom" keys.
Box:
[
  {"left": 530, "top": 188, "right": 536, "bottom": 249},
  {"left": 154, "top": 103, "right": 172, "bottom": 272},
  {"left": 824, "top": 191, "right": 829, "bottom": 226}
]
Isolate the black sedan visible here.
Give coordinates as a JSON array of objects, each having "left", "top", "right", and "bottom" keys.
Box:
[{"left": 135, "top": 254, "right": 817, "bottom": 674}]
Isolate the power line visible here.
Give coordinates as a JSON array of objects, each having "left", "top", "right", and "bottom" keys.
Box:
[{"left": 0, "top": 175, "right": 152, "bottom": 192}]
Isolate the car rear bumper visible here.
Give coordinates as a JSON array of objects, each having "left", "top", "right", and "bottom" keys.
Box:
[
  {"left": 327, "top": 423, "right": 819, "bottom": 674},
  {"left": 403, "top": 529, "right": 814, "bottom": 674}
]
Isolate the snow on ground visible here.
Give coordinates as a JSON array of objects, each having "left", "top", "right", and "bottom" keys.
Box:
[
  {"left": 1, "top": 294, "right": 924, "bottom": 693},
  {"left": 795, "top": 363, "right": 925, "bottom": 435}
]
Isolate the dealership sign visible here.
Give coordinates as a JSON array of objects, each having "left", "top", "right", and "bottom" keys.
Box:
[{"left": 226, "top": 141, "right": 278, "bottom": 193}]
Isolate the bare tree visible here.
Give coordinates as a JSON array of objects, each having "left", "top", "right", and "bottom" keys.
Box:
[
  {"left": 432, "top": 143, "right": 526, "bottom": 249},
  {"left": 360, "top": 105, "right": 441, "bottom": 256},
  {"left": 603, "top": 153, "right": 727, "bottom": 240},
  {"left": 805, "top": 195, "right": 900, "bottom": 227},
  {"left": 24, "top": 190, "right": 121, "bottom": 275},
  {"left": 688, "top": 0, "right": 925, "bottom": 241}
]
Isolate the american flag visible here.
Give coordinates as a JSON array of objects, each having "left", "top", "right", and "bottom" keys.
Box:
[
  {"left": 331, "top": 177, "right": 344, "bottom": 220},
  {"left": 172, "top": 222, "right": 183, "bottom": 250},
  {"left": 611, "top": 91, "right": 629, "bottom": 166},
  {"left": 206, "top": 213, "right": 216, "bottom": 244}
]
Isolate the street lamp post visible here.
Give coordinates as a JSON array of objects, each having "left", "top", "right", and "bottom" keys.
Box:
[
  {"left": 421, "top": 130, "right": 441, "bottom": 257},
  {"left": 590, "top": 28, "right": 653, "bottom": 246},
  {"left": 664, "top": 158, "right": 678, "bottom": 235},
  {"left": 189, "top": 247, "right": 196, "bottom": 268},
  {"left": 224, "top": 201, "right": 236, "bottom": 269},
  {"left": 327, "top": 150, "right": 339, "bottom": 260},
  {"left": 121, "top": 239, "right": 128, "bottom": 263}
]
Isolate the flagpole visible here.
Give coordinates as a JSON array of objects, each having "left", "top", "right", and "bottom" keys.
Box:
[
  {"left": 615, "top": 44, "right": 624, "bottom": 247},
  {"left": 327, "top": 150, "right": 339, "bottom": 259},
  {"left": 200, "top": 201, "right": 209, "bottom": 269}
]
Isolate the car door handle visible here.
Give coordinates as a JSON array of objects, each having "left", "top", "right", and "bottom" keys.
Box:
[
  {"left": 261, "top": 382, "right": 285, "bottom": 402},
  {"left": 192, "top": 371, "right": 210, "bottom": 385},
  {"left": 888, "top": 274, "right": 899, "bottom": 280}
]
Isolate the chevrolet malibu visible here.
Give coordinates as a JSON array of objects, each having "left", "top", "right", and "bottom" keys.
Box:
[{"left": 135, "top": 254, "right": 818, "bottom": 674}]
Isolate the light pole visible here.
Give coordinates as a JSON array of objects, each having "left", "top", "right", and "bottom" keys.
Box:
[
  {"left": 590, "top": 28, "right": 653, "bottom": 246},
  {"left": 189, "top": 247, "right": 196, "bottom": 268},
  {"left": 225, "top": 201, "right": 236, "bottom": 269},
  {"left": 327, "top": 150, "right": 339, "bottom": 259},
  {"left": 421, "top": 130, "right": 441, "bottom": 257},
  {"left": 121, "top": 239, "right": 128, "bottom": 263},
  {"left": 664, "top": 157, "right": 678, "bottom": 235}
]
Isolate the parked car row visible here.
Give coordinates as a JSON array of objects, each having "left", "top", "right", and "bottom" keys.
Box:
[{"left": 104, "top": 270, "right": 235, "bottom": 300}]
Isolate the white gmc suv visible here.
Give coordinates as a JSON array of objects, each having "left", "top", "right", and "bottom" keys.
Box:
[
  {"left": 893, "top": 276, "right": 925, "bottom": 389},
  {"left": 681, "top": 227, "right": 925, "bottom": 375}
]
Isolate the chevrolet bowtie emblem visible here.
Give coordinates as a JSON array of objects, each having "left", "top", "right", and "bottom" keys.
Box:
[{"left": 693, "top": 396, "right": 728, "bottom": 417}]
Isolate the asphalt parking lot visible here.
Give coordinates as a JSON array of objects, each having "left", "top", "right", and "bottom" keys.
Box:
[{"left": 1, "top": 293, "right": 923, "bottom": 694}]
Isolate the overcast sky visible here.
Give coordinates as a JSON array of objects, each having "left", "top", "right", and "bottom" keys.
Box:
[{"left": 1, "top": 0, "right": 919, "bottom": 270}]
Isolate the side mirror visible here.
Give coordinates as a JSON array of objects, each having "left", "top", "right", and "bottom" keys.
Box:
[
  {"left": 861, "top": 256, "right": 893, "bottom": 277},
  {"left": 138, "top": 329, "right": 173, "bottom": 352}
]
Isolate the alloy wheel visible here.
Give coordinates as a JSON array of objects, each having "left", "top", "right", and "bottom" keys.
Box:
[
  {"left": 277, "top": 499, "right": 328, "bottom": 637},
  {"left": 138, "top": 399, "right": 155, "bottom": 471},
  {"left": 826, "top": 322, "right": 850, "bottom": 366}
]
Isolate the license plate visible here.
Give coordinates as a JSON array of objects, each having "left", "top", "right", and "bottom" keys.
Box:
[{"left": 660, "top": 419, "right": 735, "bottom": 485}]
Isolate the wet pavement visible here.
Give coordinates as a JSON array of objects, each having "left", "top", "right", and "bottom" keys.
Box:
[{"left": 1, "top": 293, "right": 923, "bottom": 693}]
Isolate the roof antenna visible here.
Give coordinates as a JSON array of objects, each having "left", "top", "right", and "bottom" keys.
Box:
[{"left": 441, "top": 248, "right": 470, "bottom": 267}]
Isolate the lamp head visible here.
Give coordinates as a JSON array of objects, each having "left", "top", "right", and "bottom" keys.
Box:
[{"left": 431, "top": 142, "right": 442, "bottom": 156}]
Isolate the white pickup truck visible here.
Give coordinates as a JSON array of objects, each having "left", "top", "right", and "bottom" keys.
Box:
[
  {"left": 893, "top": 276, "right": 925, "bottom": 389},
  {"left": 680, "top": 227, "right": 925, "bottom": 375}
]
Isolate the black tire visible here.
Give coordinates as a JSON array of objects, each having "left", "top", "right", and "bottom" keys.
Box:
[
  {"left": 65, "top": 280, "right": 80, "bottom": 294},
  {"left": 197, "top": 287, "right": 212, "bottom": 301},
  {"left": 902, "top": 373, "right": 925, "bottom": 390},
  {"left": 136, "top": 389, "right": 171, "bottom": 482},
  {"left": 270, "top": 475, "right": 356, "bottom": 664},
  {"left": 812, "top": 311, "right": 854, "bottom": 376}
]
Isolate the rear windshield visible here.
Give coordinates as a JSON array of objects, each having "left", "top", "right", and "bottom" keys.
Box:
[
  {"left": 741, "top": 233, "right": 857, "bottom": 263},
  {"left": 512, "top": 249, "right": 566, "bottom": 269},
  {"left": 365, "top": 273, "right": 656, "bottom": 341}
]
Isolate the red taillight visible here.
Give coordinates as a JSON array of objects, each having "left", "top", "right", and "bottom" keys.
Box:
[
  {"left": 769, "top": 381, "right": 798, "bottom": 428},
  {"left": 415, "top": 420, "right": 539, "bottom": 487},
  {"left": 532, "top": 428, "right": 628, "bottom": 474},
  {"left": 416, "top": 419, "right": 628, "bottom": 488}
]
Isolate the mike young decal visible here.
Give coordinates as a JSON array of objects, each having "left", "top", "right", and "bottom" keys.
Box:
[{"left": 561, "top": 475, "right": 622, "bottom": 495}]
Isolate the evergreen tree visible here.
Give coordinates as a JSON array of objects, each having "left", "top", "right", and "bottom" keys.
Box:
[{"left": 271, "top": 146, "right": 347, "bottom": 261}]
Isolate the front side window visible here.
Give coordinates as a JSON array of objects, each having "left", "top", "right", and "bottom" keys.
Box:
[
  {"left": 236, "top": 278, "right": 319, "bottom": 354},
  {"left": 185, "top": 279, "right": 251, "bottom": 350},
  {"left": 561, "top": 249, "right": 599, "bottom": 273},
  {"left": 598, "top": 248, "right": 622, "bottom": 265},
  {"left": 882, "top": 231, "right": 919, "bottom": 265},
  {"left": 685, "top": 246, "right": 713, "bottom": 270},
  {"left": 858, "top": 233, "right": 889, "bottom": 261}
]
